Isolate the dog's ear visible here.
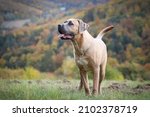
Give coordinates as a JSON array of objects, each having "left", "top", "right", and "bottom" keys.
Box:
[{"left": 78, "top": 19, "right": 89, "bottom": 33}]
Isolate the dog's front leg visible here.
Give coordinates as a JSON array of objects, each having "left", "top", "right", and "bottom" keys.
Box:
[
  {"left": 79, "top": 69, "right": 90, "bottom": 96},
  {"left": 92, "top": 66, "right": 100, "bottom": 96},
  {"left": 78, "top": 78, "right": 83, "bottom": 91}
]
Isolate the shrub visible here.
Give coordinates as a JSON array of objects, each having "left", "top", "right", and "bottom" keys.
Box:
[
  {"left": 0, "top": 67, "right": 41, "bottom": 79},
  {"left": 0, "top": 68, "right": 24, "bottom": 79},
  {"left": 142, "top": 63, "right": 150, "bottom": 80},
  {"left": 106, "top": 65, "right": 124, "bottom": 80},
  {"left": 142, "top": 71, "right": 150, "bottom": 80},
  {"left": 119, "top": 62, "right": 143, "bottom": 80},
  {"left": 24, "top": 67, "right": 41, "bottom": 79},
  {"left": 55, "top": 57, "right": 78, "bottom": 79}
]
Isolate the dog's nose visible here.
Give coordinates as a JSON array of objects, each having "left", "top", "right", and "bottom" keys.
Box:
[
  {"left": 58, "top": 24, "right": 61, "bottom": 28},
  {"left": 58, "top": 24, "right": 63, "bottom": 34}
]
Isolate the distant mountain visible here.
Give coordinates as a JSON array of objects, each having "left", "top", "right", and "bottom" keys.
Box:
[
  {"left": 0, "top": 0, "right": 58, "bottom": 23},
  {"left": 0, "top": 0, "right": 109, "bottom": 24},
  {"left": 49, "top": 0, "right": 109, "bottom": 10}
]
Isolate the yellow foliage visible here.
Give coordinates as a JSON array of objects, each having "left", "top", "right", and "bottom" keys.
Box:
[
  {"left": 0, "top": 67, "right": 41, "bottom": 79},
  {"left": 55, "top": 57, "right": 78, "bottom": 78},
  {"left": 0, "top": 58, "right": 6, "bottom": 67},
  {"left": 25, "top": 67, "right": 41, "bottom": 79},
  {"left": 125, "top": 44, "right": 133, "bottom": 61},
  {"left": 108, "top": 57, "right": 119, "bottom": 67},
  {"left": 61, "top": 57, "right": 76, "bottom": 77},
  {"left": 0, "top": 67, "right": 41, "bottom": 80},
  {"left": 0, "top": 68, "right": 24, "bottom": 79},
  {"left": 106, "top": 65, "right": 124, "bottom": 80}
]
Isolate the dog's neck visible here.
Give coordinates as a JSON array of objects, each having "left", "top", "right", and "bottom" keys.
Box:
[{"left": 71, "top": 30, "right": 93, "bottom": 56}]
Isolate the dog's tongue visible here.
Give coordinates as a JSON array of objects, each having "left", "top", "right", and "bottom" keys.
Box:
[{"left": 59, "top": 34, "right": 72, "bottom": 39}]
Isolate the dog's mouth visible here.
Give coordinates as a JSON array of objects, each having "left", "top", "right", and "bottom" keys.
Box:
[
  {"left": 58, "top": 33, "right": 74, "bottom": 40},
  {"left": 58, "top": 24, "right": 74, "bottom": 40}
]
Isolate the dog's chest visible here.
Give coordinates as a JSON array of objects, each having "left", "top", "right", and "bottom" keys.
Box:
[
  {"left": 75, "top": 55, "right": 91, "bottom": 71},
  {"left": 76, "top": 56, "right": 88, "bottom": 66}
]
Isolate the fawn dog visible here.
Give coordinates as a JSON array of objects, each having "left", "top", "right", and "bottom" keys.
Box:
[{"left": 58, "top": 18, "right": 114, "bottom": 96}]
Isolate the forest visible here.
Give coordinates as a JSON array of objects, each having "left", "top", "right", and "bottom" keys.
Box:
[{"left": 0, "top": 0, "right": 150, "bottom": 81}]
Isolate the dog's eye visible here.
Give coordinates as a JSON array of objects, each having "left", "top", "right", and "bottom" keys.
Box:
[
  {"left": 64, "top": 21, "right": 67, "bottom": 23},
  {"left": 68, "top": 21, "right": 74, "bottom": 26}
]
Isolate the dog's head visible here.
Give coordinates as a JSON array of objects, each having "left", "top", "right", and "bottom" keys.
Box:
[{"left": 58, "top": 18, "right": 89, "bottom": 40}]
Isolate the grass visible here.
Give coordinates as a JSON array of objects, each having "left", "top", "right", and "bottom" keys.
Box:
[{"left": 0, "top": 79, "right": 150, "bottom": 100}]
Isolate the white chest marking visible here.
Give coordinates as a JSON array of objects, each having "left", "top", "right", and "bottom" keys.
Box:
[{"left": 76, "top": 56, "right": 88, "bottom": 66}]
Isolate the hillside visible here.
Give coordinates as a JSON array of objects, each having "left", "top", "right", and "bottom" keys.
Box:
[
  {"left": 0, "top": 0, "right": 108, "bottom": 24},
  {"left": 0, "top": 0, "right": 150, "bottom": 81}
]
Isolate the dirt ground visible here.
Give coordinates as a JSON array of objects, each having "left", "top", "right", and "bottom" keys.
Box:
[{"left": 106, "top": 82, "right": 150, "bottom": 95}]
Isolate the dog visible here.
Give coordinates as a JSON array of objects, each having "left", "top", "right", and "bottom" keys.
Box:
[{"left": 58, "top": 18, "right": 114, "bottom": 96}]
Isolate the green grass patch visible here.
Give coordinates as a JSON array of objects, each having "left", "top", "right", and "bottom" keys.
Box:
[{"left": 0, "top": 79, "right": 150, "bottom": 100}]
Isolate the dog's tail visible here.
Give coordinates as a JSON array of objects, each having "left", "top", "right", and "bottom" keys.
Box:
[{"left": 96, "top": 25, "right": 114, "bottom": 39}]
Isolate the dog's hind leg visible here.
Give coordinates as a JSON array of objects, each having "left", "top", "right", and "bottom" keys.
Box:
[
  {"left": 92, "top": 66, "right": 100, "bottom": 96},
  {"left": 98, "top": 61, "right": 107, "bottom": 94}
]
